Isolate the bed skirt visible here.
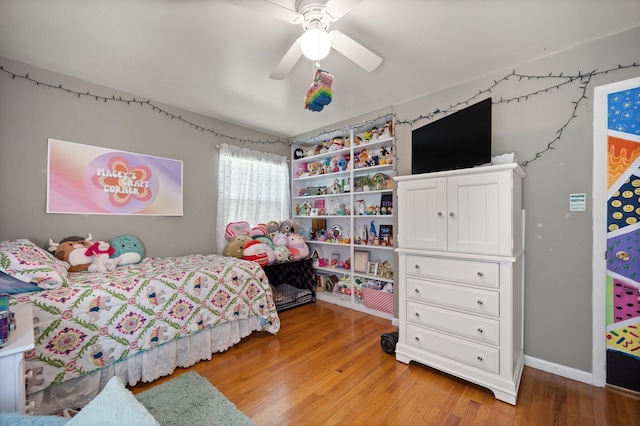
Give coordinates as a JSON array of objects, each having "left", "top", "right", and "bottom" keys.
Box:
[{"left": 30, "top": 316, "right": 265, "bottom": 415}]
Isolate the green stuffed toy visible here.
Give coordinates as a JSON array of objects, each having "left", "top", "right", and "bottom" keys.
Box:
[
  {"left": 223, "top": 235, "right": 251, "bottom": 259},
  {"left": 110, "top": 235, "right": 145, "bottom": 266}
]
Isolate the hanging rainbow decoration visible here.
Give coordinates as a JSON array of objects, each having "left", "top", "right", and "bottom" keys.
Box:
[{"left": 304, "top": 69, "right": 333, "bottom": 111}]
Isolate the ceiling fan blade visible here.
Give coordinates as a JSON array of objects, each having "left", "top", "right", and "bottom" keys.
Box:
[
  {"left": 270, "top": 37, "right": 304, "bottom": 79},
  {"left": 323, "top": 0, "right": 365, "bottom": 21},
  {"left": 224, "top": 0, "right": 303, "bottom": 24},
  {"left": 329, "top": 30, "right": 382, "bottom": 72}
]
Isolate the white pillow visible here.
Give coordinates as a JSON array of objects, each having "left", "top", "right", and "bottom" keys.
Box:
[
  {"left": 0, "top": 239, "right": 69, "bottom": 289},
  {"left": 67, "top": 376, "right": 159, "bottom": 426}
]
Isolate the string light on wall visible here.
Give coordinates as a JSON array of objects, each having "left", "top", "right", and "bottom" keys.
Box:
[{"left": 2, "top": 62, "right": 638, "bottom": 165}]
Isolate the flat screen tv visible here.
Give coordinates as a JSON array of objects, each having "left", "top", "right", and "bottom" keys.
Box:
[{"left": 411, "top": 97, "right": 492, "bottom": 174}]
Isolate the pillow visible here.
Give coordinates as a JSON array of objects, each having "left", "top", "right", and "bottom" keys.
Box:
[
  {"left": 0, "top": 271, "right": 42, "bottom": 294},
  {"left": 67, "top": 376, "right": 159, "bottom": 426},
  {"left": 0, "top": 239, "right": 70, "bottom": 290}
]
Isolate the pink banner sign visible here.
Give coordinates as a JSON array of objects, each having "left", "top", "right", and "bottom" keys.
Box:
[{"left": 47, "top": 139, "right": 183, "bottom": 216}]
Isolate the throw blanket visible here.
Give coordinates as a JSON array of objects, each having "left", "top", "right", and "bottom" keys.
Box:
[{"left": 10, "top": 254, "right": 280, "bottom": 397}]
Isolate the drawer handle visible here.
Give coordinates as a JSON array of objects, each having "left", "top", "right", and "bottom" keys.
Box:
[
  {"left": 477, "top": 356, "right": 483, "bottom": 362},
  {"left": 477, "top": 328, "right": 484, "bottom": 334},
  {"left": 414, "top": 312, "right": 420, "bottom": 318},
  {"left": 449, "top": 212, "right": 455, "bottom": 217},
  {"left": 414, "top": 288, "right": 420, "bottom": 294},
  {"left": 477, "top": 300, "right": 484, "bottom": 306},
  {"left": 437, "top": 211, "right": 443, "bottom": 217},
  {"left": 477, "top": 271, "right": 484, "bottom": 278},
  {"left": 414, "top": 336, "right": 420, "bottom": 342},
  {"left": 414, "top": 264, "right": 420, "bottom": 270}
]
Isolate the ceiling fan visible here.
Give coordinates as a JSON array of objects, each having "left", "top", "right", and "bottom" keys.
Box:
[{"left": 225, "top": 0, "right": 382, "bottom": 79}]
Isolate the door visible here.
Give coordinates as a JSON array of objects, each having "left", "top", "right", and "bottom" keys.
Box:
[
  {"left": 593, "top": 77, "right": 640, "bottom": 392},
  {"left": 397, "top": 177, "right": 447, "bottom": 251},
  {"left": 448, "top": 170, "right": 511, "bottom": 256}
]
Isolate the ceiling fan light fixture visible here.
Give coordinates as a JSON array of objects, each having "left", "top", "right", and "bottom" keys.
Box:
[{"left": 300, "top": 27, "right": 331, "bottom": 61}]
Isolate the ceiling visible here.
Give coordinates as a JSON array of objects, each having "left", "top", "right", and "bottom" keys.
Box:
[{"left": 1, "top": 0, "right": 639, "bottom": 138}]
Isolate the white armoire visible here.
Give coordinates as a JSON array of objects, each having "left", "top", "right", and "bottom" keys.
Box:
[{"left": 394, "top": 163, "right": 525, "bottom": 405}]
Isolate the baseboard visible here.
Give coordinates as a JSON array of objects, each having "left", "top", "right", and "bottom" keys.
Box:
[{"left": 524, "top": 355, "right": 595, "bottom": 385}]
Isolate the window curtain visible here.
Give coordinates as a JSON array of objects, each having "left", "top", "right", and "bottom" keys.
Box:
[{"left": 217, "top": 144, "right": 290, "bottom": 253}]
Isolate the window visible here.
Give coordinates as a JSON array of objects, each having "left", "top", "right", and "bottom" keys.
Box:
[{"left": 216, "top": 144, "right": 290, "bottom": 253}]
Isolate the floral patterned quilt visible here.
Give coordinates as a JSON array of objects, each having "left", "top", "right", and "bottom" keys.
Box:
[{"left": 9, "top": 254, "right": 280, "bottom": 396}]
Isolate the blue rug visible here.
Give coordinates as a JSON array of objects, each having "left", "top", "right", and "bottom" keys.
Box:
[{"left": 135, "top": 372, "right": 254, "bottom": 426}]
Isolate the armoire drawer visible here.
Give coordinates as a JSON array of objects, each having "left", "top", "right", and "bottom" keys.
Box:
[
  {"left": 406, "top": 277, "right": 500, "bottom": 317},
  {"left": 406, "top": 301, "right": 500, "bottom": 345},
  {"left": 406, "top": 323, "right": 500, "bottom": 374},
  {"left": 405, "top": 255, "right": 500, "bottom": 288}
]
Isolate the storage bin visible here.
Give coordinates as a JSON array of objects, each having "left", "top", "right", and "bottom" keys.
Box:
[{"left": 362, "top": 287, "right": 393, "bottom": 314}]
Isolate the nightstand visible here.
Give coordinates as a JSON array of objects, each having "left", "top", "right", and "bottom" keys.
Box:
[{"left": 0, "top": 303, "right": 35, "bottom": 414}]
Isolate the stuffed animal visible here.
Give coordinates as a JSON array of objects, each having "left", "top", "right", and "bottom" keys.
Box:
[
  {"left": 287, "top": 234, "right": 309, "bottom": 260},
  {"left": 272, "top": 232, "right": 288, "bottom": 247},
  {"left": 266, "top": 221, "right": 280, "bottom": 234},
  {"left": 279, "top": 219, "right": 298, "bottom": 235},
  {"left": 85, "top": 241, "right": 118, "bottom": 273},
  {"left": 110, "top": 235, "right": 145, "bottom": 266},
  {"left": 224, "top": 221, "right": 251, "bottom": 241},
  {"left": 307, "top": 162, "right": 320, "bottom": 176},
  {"left": 263, "top": 244, "right": 276, "bottom": 265},
  {"left": 274, "top": 246, "right": 291, "bottom": 262},
  {"left": 48, "top": 234, "right": 94, "bottom": 272},
  {"left": 249, "top": 223, "right": 268, "bottom": 237},
  {"left": 223, "top": 235, "right": 251, "bottom": 258},
  {"left": 253, "top": 235, "right": 274, "bottom": 249},
  {"left": 242, "top": 240, "right": 268, "bottom": 266}
]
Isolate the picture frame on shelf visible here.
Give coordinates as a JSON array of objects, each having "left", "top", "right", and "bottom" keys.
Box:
[
  {"left": 331, "top": 253, "right": 340, "bottom": 267},
  {"left": 314, "top": 199, "right": 325, "bottom": 215},
  {"left": 354, "top": 251, "right": 369, "bottom": 272},
  {"left": 380, "top": 193, "right": 393, "bottom": 214},
  {"left": 379, "top": 224, "right": 393, "bottom": 246},
  {"left": 312, "top": 219, "right": 326, "bottom": 233},
  {"left": 367, "top": 261, "right": 379, "bottom": 276}
]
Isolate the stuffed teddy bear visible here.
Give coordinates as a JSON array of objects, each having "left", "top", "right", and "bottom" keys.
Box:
[
  {"left": 307, "top": 162, "right": 320, "bottom": 176},
  {"left": 110, "top": 235, "right": 145, "bottom": 266},
  {"left": 85, "top": 241, "right": 118, "bottom": 273},
  {"left": 223, "top": 235, "right": 251, "bottom": 259},
  {"left": 48, "top": 234, "right": 94, "bottom": 272}
]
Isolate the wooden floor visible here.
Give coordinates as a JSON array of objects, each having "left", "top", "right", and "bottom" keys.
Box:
[{"left": 130, "top": 301, "right": 640, "bottom": 425}]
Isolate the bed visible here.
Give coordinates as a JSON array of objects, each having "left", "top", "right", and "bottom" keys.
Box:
[{"left": 0, "top": 239, "right": 280, "bottom": 415}]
